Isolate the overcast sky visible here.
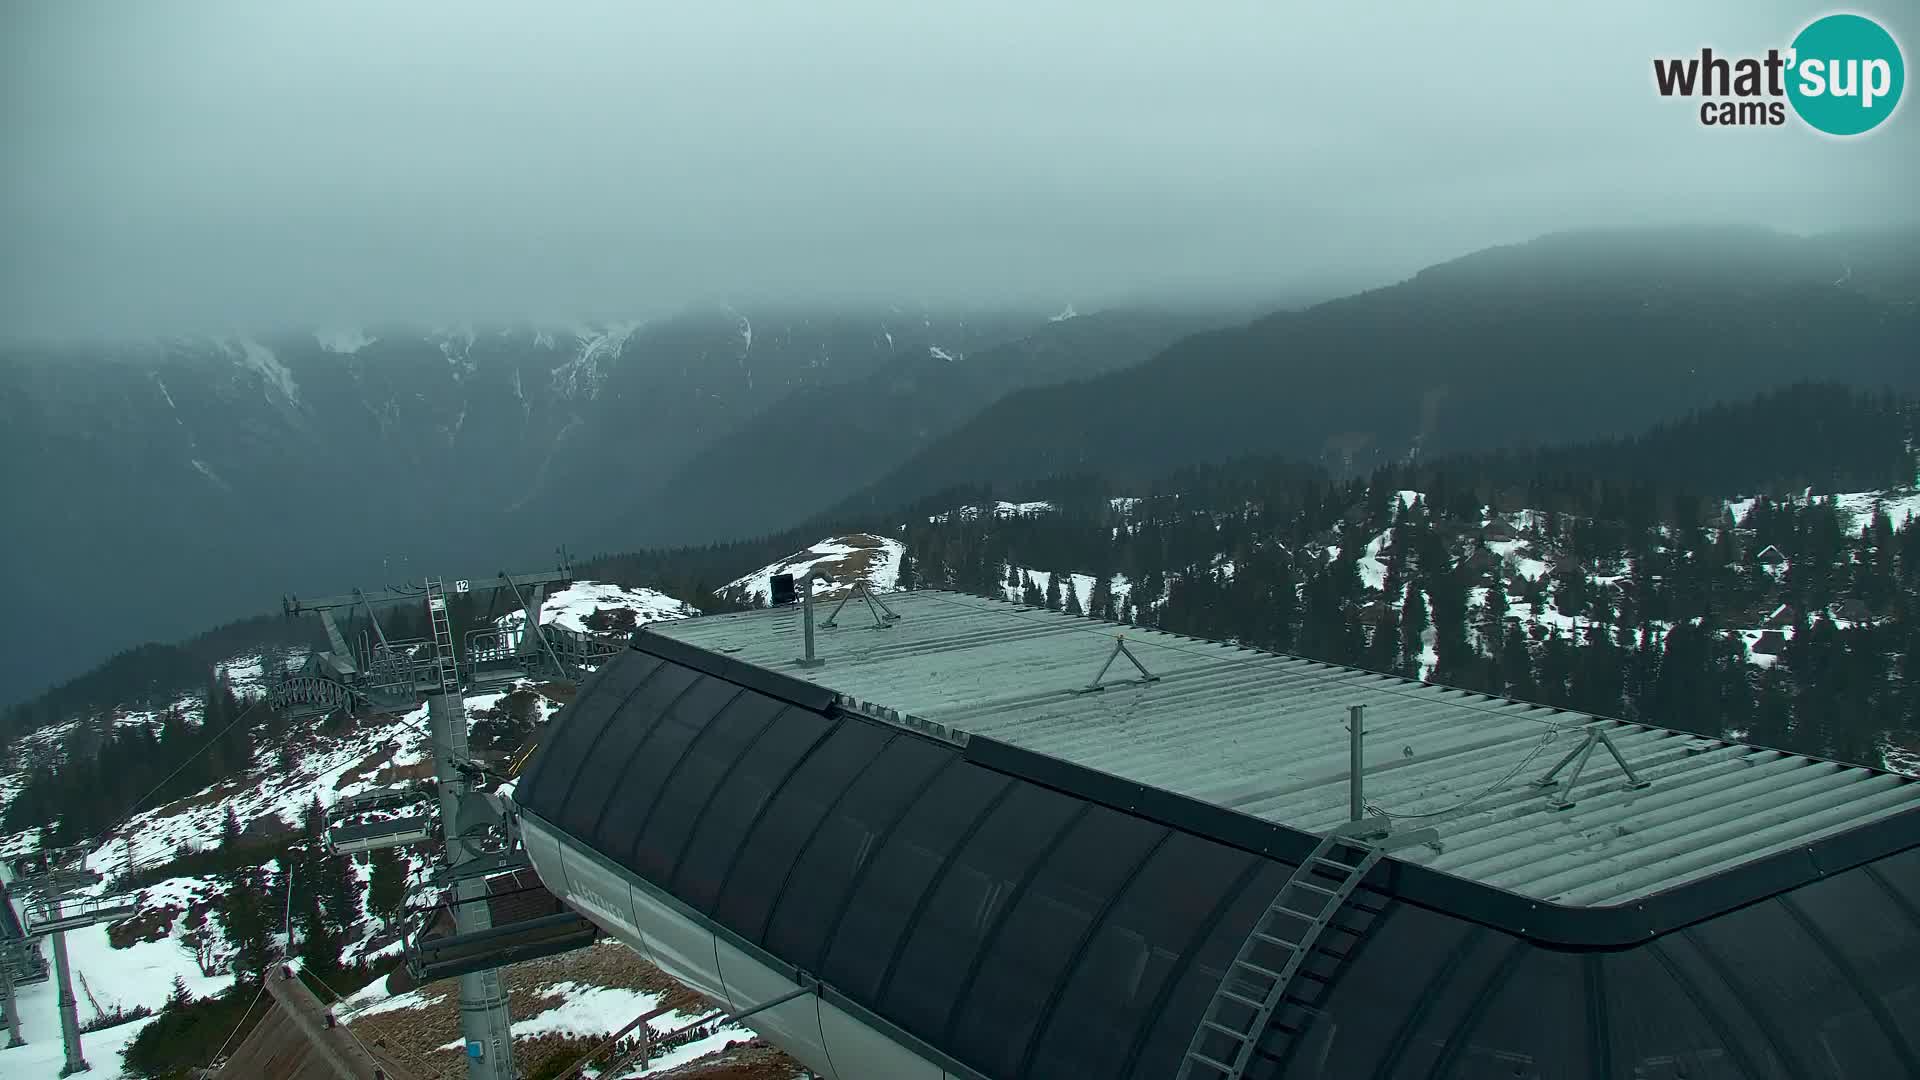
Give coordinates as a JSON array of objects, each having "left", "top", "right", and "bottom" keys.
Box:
[{"left": 3, "top": 1, "right": 1914, "bottom": 339}]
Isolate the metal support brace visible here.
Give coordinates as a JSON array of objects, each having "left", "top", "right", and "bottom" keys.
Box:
[
  {"left": 1075, "top": 634, "right": 1160, "bottom": 693},
  {"left": 821, "top": 581, "right": 900, "bottom": 630},
  {"left": 1532, "top": 724, "right": 1651, "bottom": 811},
  {"left": 317, "top": 610, "right": 357, "bottom": 674},
  {"left": 503, "top": 573, "right": 567, "bottom": 680},
  {"left": 1, "top": 945, "right": 24, "bottom": 1048}
]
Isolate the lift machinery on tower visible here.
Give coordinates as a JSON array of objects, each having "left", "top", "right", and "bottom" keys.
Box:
[{"left": 269, "top": 558, "right": 617, "bottom": 1080}]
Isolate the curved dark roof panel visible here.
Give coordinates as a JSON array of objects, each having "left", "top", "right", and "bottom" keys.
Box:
[
  {"left": 1253, "top": 847, "right": 1920, "bottom": 1079},
  {"left": 514, "top": 650, "right": 664, "bottom": 814},
  {"left": 518, "top": 645, "right": 1920, "bottom": 1080}
]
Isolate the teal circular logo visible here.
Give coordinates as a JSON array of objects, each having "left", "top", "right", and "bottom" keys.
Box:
[{"left": 1787, "top": 14, "right": 1904, "bottom": 135}]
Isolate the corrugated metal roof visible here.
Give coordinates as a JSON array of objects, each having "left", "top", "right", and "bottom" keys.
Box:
[{"left": 653, "top": 590, "right": 1920, "bottom": 907}]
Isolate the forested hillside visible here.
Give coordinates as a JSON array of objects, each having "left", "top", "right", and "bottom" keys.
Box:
[{"left": 892, "top": 384, "right": 1920, "bottom": 768}]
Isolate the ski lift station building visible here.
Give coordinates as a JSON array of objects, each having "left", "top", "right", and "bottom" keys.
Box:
[{"left": 512, "top": 589, "right": 1920, "bottom": 1079}]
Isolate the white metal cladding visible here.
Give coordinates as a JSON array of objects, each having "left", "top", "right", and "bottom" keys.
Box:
[{"left": 655, "top": 590, "right": 1920, "bottom": 907}]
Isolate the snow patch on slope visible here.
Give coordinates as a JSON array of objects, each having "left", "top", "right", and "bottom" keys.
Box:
[
  {"left": 189, "top": 458, "right": 232, "bottom": 492},
  {"left": 1832, "top": 490, "right": 1920, "bottom": 530},
  {"left": 89, "top": 702, "right": 434, "bottom": 870},
  {"left": 497, "top": 580, "right": 697, "bottom": 636},
  {"left": 929, "top": 501, "right": 1055, "bottom": 523},
  {"left": 0, "top": 865, "right": 235, "bottom": 1080},
  {"left": 1727, "top": 489, "right": 1920, "bottom": 531},
  {"left": 222, "top": 338, "right": 299, "bottom": 404},
  {"left": 553, "top": 322, "right": 638, "bottom": 400},
  {"left": 720, "top": 535, "right": 904, "bottom": 606},
  {"left": 999, "top": 564, "right": 1133, "bottom": 615}
]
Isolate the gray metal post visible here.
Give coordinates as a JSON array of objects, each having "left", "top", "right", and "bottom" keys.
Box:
[
  {"left": 430, "top": 691, "right": 516, "bottom": 1080},
  {"left": 1348, "top": 705, "right": 1365, "bottom": 823},
  {"left": 51, "top": 900, "right": 87, "bottom": 1075},
  {"left": 797, "top": 577, "right": 823, "bottom": 668},
  {"left": 1, "top": 945, "right": 24, "bottom": 1048}
]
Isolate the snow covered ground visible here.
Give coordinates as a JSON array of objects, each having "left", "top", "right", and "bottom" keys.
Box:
[
  {"left": 433, "top": 980, "right": 752, "bottom": 1071},
  {"left": 214, "top": 650, "right": 308, "bottom": 698},
  {"left": 927, "top": 500, "right": 1055, "bottom": 523},
  {"left": 1729, "top": 488, "right": 1920, "bottom": 530},
  {"left": 997, "top": 564, "right": 1133, "bottom": 615},
  {"left": 499, "top": 580, "right": 697, "bottom": 637},
  {"left": 5, "top": 1001, "right": 157, "bottom": 1080},
  {"left": 720, "top": 535, "right": 904, "bottom": 606},
  {"left": 1, "top": 863, "right": 232, "bottom": 1080}
]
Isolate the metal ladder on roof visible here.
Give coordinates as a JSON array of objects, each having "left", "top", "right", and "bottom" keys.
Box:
[
  {"left": 1176, "top": 819, "right": 1435, "bottom": 1080},
  {"left": 424, "top": 578, "right": 461, "bottom": 693}
]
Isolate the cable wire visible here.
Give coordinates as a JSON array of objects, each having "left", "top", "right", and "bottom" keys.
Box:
[
  {"left": 1363, "top": 725, "right": 1563, "bottom": 821},
  {"left": 93, "top": 697, "right": 268, "bottom": 852},
  {"left": 304, "top": 965, "right": 454, "bottom": 1079},
  {"left": 203, "top": 976, "right": 270, "bottom": 1073}
]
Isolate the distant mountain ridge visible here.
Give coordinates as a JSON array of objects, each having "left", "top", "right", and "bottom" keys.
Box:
[
  {"left": 624, "top": 306, "right": 1238, "bottom": 548},
  {"left": 0, "top": 306, "right": 1046, "bottom": 702},
  {"left": 14, "top": 225, "right": 1918, "bottom": 706},
  {"left": 827, "top": 227, "right": 1920, "bottom": 521}
]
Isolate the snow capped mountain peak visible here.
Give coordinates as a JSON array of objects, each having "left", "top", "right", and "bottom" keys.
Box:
[
  {"left": 551, "top": 322, "right": 639, "bottom": 400},
  {"left": 314, "top": 327, "right": 377, "bottom": 355},
  {"left": 220, "top": 337, "right": 300, "bottom": 404},
  {"left": 1049, "top": 303, "right": 1079, "bottom": 322}
]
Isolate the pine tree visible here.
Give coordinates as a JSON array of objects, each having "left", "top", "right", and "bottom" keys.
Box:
[
  {"left": 1369, "top": 600, "right": 1401, "bottom": 675},
  {"left": 1063, "top": 576, "right": 1083, "bottom": 616},
  {"left": 1045, "top": 573, "right": 1062, "bottom": 612},
  {"left": 219, "top": 806, "right": 241, "bottom": 848},
  {"left": 896, "top": 546, "right": 917, "bottom": 591},
  {"left": 1089, "top": 575, "right": 1115, "bottom": 621},
  {"left": 1399, "top": 587, "right": 1429, "bottom": 679},
  {"left": 1483, "top": 576, "right": 1509, "bottom": 655},
  {"left": 320, "top": 847, "right": 361, "bottom": 938},
  {"left": 215, "top": 867, "right": 275, "bottom": 983},
  {"left": 1501, "top": 630, "right": 1536, "bottom": 700},
  {"left": 367, "top": 847, "right": 408, "bottom": 924},
  {"left": 1537, "top": 628, "right": 1575, "bottom": 707},
  {"left": 180, "top": 905, "right": 220, "bottom": 977}
]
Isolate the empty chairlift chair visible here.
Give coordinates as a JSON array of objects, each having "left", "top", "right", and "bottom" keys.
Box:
[
  {"left": 324, "top": 785, "right": 438, "bottom": 856},
  {"left": 404, "top": 870, "right": 596, "bottom": 983}
]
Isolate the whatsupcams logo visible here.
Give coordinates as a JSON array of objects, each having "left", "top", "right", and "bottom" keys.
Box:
[{"left": 1653, "top": 12, "right": 1904, "bottom": 134}]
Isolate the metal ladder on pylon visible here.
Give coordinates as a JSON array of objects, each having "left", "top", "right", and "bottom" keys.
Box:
[
  {"left": 1177, "top": 819, "right": 1437, "bottom": 1080},
  {"left": 424, "top": 578, "right": 460, "bottom": 693}
]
